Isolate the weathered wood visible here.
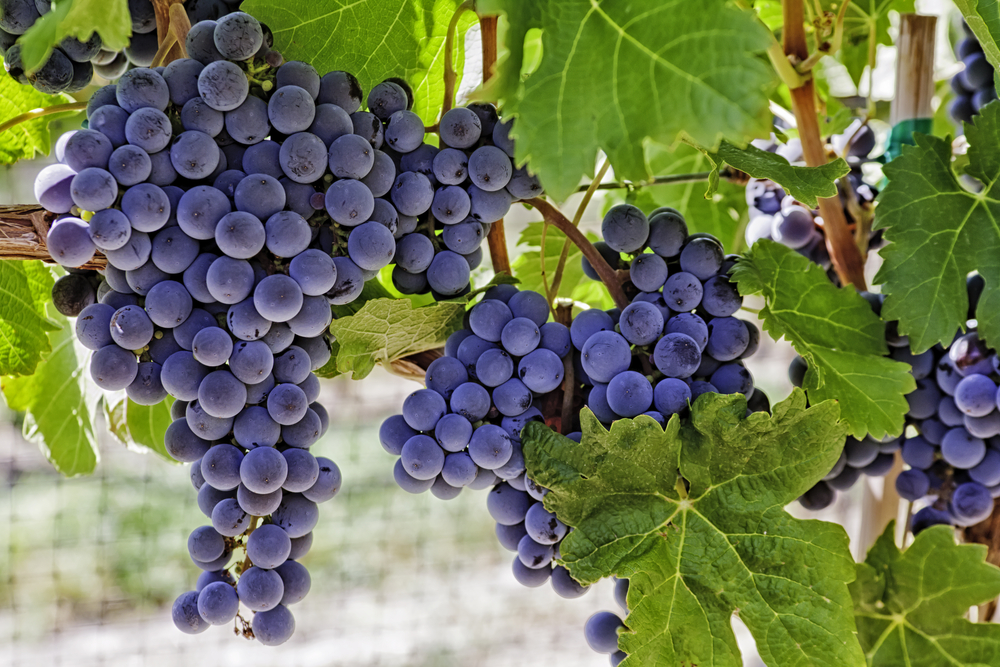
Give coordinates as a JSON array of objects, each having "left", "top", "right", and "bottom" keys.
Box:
[
  {"left": 0, "top": 205, "right": 107, "bottom": 269},
  {"left": 891, "top": 15, "right": 937, "bottom": 125}
]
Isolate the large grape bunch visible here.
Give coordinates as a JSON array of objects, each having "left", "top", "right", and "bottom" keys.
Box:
[
  {"left": 0, "top": 0, "right": 260, "bottom": 94},
  {"left": 33, "top": 12, "right": 386, "bottom": 646},
  {"left": 379, "top": 102, "right": 543, "bottom": 297},
  {"left": 379, "top": 285, "right": 591, "bottom": 593},
  {"left": 381, "top": 204, "right": 768, "bottom": 664},
  {"left": 950, "top": 22, "right": 997, "bottom": 125},
  {"left": 743, "top": 121, "right": 880, "bottom": 281}
]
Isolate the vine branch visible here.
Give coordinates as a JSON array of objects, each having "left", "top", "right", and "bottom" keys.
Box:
[
  {"left": 0, "top": 205, "right": 106, "bottom": 269},
  {"left": 546, "top": 159, "right": 611, "bottom": 302},
  {"left": 525, "top": 198, "right": 629, "bottom": 310},
  {"left": 0, "top": 102, "right": 87, "bottom": 137},
  {"left": 442, "top": 0, "right": 475, "bottom": 114},
  {"left": 782, "top": 0, "right": 867, "bottom": 289}
]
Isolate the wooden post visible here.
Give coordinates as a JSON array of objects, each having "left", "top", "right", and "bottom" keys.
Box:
[
  {"left": 890, "top": 15, "right": 937, "bottom": 126},
  {"left": 858, "top": 13, "right": 936, "bottom": 555}
]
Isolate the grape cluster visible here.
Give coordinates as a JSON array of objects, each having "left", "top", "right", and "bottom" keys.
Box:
[
  {"left": 0, "top": 0, "right": 255, "bottom": 94},
  {"left": 379, "top": 285, "right": 589, "bottom": 593},
  {"left": 33, "top": 13, "right": 368, "bottom": 645},
  {"left": 576, "top": 205, "right": 768, "bottom": 425},
  {"left": 950, "top": 23, "right": 997, "bottom": 125},
  {"left": 887, "top": 277, "right": 999, "bottom": 532},
  {"left": 380, "top": 203, "right": 767, "bottom": 664},
  {"left": 793, "top": 280, "right": 1000, "bottom": 528},
  {"left": 385, "top": 103, "right": 542, "bottom": 297},
  {"left": 743, "top": 122, "right": 880, "bottom": 279}
]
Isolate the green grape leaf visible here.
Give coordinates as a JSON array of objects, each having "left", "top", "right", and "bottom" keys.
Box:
[
  {"left": 956, "top": 0, "right": 1000, "bottom": 81},
  {"left": 732, "top": 240, "right": 915, "bottom": 438},
  {"left": 852, "top": 522, "right": 1000, "bottom": 666},
  {"left": 101, "top": 394, "right": 174, "bottom": 461},
  {"left": 123, "top": 399, "right": 175, "bottom": 461},
  {"left": 874, "top": 104, "right": 1000, "bottom": 353},
  {"left": 625, "top": 142, "right": 746, "bottom": 253},
  {"left": 0, "top": 74, "right": 80, "bottom": 164},
  {"left": 707, "top": 142, "right": 851, "bottom": 207},
  {"left": 330, "top": 278, "right": 397, "bottom": 318},
  {"left": 2, "top": 309, "right": 100, "bottom": 476},
  {"left": 240, "top": 0, "right": 475, "bottom": 124},
  {"left": 18, "top": 0, "right": 131, "bottom": 73},
  {"left": 840, "top": 0, "right": 916, "bottom": 86},
  {"left": 329, "top": 298, "right": 466, "bottom": 379},
  {"left": 478, "top": 0, "right": 776, "bottom": 201},
  {"left": 510, "top": 222, "right": 614, "bottom": 311},
  {"left": 523, "top": 390, "right": 865, "bottom": 667},
  {"left": 0, "top": 260, "right": 61, "bottom": 376},
  {"left": 328, "top": 275, "right": 517, "bottom": 379}
]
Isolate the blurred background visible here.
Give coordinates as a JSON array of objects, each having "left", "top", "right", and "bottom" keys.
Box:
[{"left": 0, "top": 0, "right": 971, "bottom": 665}]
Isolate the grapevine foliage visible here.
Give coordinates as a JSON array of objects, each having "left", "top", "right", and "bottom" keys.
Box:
[
  {"left": 852, "top": 522, "right": 1000, "bottom": 666},
  {"left": 733, "top": 240, "right": 915, "bottom": 439},
  {"left": 706, "top": 143, "right": 850, "bottom": 208},
  {"left": 239, "top": 0, "right": 475, "bottom": 124},
  {"left": 0, "top": 75, "right": 80, "bottom": 164},
  {"left": 106, "top": 397, "right": 176, "bottom": 462},
  {"left": 523, "top": 391, "right": 865, "bottom": 667},
  {"left": 875, "top": 103, "right": 1000, "bottom": 353},
  {"left": 1, "top": 308, "right": 101, "bottom": 476},
  {"left": 479, "top": 0, "right": 777, "bottom": 201},
  {"left": 0, "top": 261, "right": 61, "bottom": 376},
  {"left": 838, "top": 0, "right": 916, "bottom": 86}
]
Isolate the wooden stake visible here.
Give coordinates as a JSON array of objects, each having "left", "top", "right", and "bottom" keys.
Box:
[{"left": 890, "top": 15, "right": 937, "bottom": 125}]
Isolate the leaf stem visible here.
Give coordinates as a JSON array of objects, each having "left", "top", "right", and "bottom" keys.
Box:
[
  {"left": 525, "top": 197, "right": 629, "bottom": 310},
  {"left": 442, "top": 0, "right": 475, "bottom": 115},
  {"left": 575, "top": 171, "right": 713, "bottom": 193},
  {"left": 0, "top": 101, "right": 87, "bottom": 137},
  {"left": 546, "top": 159, "right": 612, "bottom": 303},
  {"left": 782, "top": 0, "right": 867, "bottom": 289},
  {"left": 237, "top": 515, "right": 261, "bottom": 574}
]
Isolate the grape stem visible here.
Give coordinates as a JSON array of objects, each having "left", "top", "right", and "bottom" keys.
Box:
[
  {"left": 237, "top": 515, "right": 261, "bottom": 575},
  {"left": 0, "top": 101, "right": 87, "bottom": 137},
  {"left": 575, "top": 170, "right": 715, "bottom": 192},
  {"left": 151, "top": 0, "right": 192, "bottom": 67},
  {"left": 544, "top": 159, "right": 612, "bottom": 305},
  {"left": 782, "top": 0, "right": 867, "bottom": 289},
  {"left": 555, "top": 301, "right": 577, "bottom": 434},
  {"left": 525, "top": 197, "right": 630, "bottom": 310},
  {"left": 479, "top": 13, "right": 512, "bottom": 275},
  {"left": 442, "top": 0, "right": 475, "bottom": 115}
]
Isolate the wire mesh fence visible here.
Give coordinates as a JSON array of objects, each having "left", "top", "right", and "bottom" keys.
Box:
[{"left": 0, "top": 369, "right": 619, "bottom": 667}]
